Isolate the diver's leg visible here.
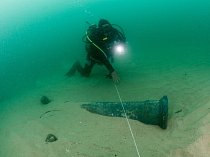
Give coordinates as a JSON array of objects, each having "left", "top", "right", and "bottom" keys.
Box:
[
  {"left": 65, "top": 60, "right": 95, "bottom": 77},
  {"left": 81, "top": 60, "right": 95, "bottom": 77},
  {"left": 65, "top": 61, "right": 83, "bottom": 76}
]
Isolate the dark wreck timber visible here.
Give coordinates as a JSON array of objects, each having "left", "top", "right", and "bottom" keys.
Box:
[{"left": 81, "top": 96, "right": 168, "bottom": 129}]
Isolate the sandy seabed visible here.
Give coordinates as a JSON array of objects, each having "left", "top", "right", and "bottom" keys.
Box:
[{"left": 0, "top": 56, "right": 210, "bottom": 157}]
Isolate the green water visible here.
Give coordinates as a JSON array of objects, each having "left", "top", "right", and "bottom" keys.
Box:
[
  {"left": 1, "top": 1, "right": 210, "bottom": 156},
  {"left": 1, "top": 0, "right": 210, "bottom": 100}
]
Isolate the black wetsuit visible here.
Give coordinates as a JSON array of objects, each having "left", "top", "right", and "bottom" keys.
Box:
[{"left": 66, "top": 23, "right": 125, "bottom": 77}]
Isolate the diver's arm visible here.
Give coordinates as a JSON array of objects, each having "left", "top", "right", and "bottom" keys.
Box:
[
  {"left": 102, "top": 57, "right": 120, "bottom": 83},
  {"left": 103, "top": 58, "right": 115, "bottom": 73}
]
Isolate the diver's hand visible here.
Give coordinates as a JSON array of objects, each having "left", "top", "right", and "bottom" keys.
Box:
[{"left": 111, "top": 71, "right": 120, "bottom": 84}]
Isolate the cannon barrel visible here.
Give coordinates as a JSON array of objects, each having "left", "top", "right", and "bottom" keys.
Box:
[{"left": 81, "top": 96, "right": 168, "bottom": 129}]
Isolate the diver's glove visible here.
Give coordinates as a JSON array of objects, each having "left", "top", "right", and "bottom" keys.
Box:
[
  {"left": 111, "top": 71, "right": 120, "bottom": 84},
  {"left": 105, "top": 71, "right": 120, "bottom": 83}
]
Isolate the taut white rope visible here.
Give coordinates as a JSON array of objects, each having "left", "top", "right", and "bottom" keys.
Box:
[{"left": 114, "top": 84, "right": 141, "bottom": 157}]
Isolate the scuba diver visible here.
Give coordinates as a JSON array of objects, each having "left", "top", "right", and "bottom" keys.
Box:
[{"left": 66, "top": 19, "right": 126, "bottom": 83}]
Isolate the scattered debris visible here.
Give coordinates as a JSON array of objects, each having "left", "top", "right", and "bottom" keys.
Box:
[
  {"left": 40, "top": 96, "right": 51, "bottom": 105},
  {"left": 175, "top": 109, "right": 182, "bottom": 114},
  {"left": 40, "top": 110, "right": 61, "bottom": 118},
  {"left": 45, "top": 134, "right": 57, "bottom": 143}
]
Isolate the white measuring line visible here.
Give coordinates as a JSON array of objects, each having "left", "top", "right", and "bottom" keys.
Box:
[{"left": 114, "top": 84, "right": 141, "bottom": 157}]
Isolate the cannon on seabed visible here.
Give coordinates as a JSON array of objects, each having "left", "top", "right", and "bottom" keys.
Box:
[{"left": 81, "top": 96, "right": 168, "bottom": 129}]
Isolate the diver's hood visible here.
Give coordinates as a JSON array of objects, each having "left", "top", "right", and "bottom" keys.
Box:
[
  {"left": 98, "top": 19, "right": 112, "bottom": 28},
  {"left": 98, "top": 19, "right": 114, "bottom": 34}
]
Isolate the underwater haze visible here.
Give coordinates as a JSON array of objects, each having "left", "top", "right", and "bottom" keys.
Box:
[
  {"left": 0, "top": 0, "right": 210, "bottom": 100},
  {"left": 0, "top": 0, "right": 210, "bottom": 156}
]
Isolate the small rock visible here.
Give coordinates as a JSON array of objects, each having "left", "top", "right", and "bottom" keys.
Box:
[
  {"left": 40, "top": 96, "right": 51, "bottom": 105},
  {"left": 45, "top": 134, "right": 57, "bottom": 142}
]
